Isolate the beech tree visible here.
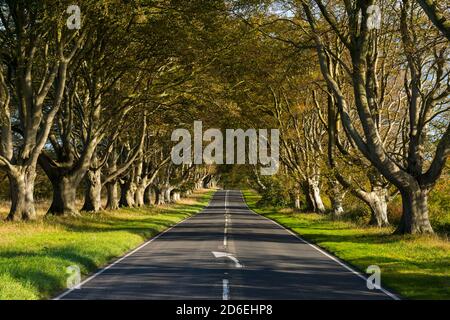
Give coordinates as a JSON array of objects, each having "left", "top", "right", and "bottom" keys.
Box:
[
  {"left": 272, "top": 89, "right": 327, "bottom": 213},
  {"left": 119, "top": 135, "right": 171, "bottom": 208},
  {"left": 313, "top": 85, "right": 395, "bottom": 226},
  {"left": 38, "top": 13, "right": 144, "bottom": 216},
  {"left": 81, "top": 113, "right": 147, "bottom": 212},
  {"left": 298, "top": 0, "right": 449, "bottom": 233},
  {"left": 101, "top": 119, "right": 148, "bottom": 210},
  {"left": 0, "top": 1, "right": 85, "bottom": 220},
  {"left": 416, "top": 0, "right": 450, "bottom": 40}
]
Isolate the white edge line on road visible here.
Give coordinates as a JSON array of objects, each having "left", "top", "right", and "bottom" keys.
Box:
[
  {"left": 239, "top": 191, "right": 401, "bottom": 301},
  {"left": 53, "top": 193, "right": 214, "bottom": 301}
]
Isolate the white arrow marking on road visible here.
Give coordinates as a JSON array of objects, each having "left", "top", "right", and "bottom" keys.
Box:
[{"left": 212, "top": 251, "right": 243, "bottom": 268}]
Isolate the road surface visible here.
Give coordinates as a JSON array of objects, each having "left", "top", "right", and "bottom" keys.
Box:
[{"left": 57, "top": 190, "right": 397, "bottom": 300}]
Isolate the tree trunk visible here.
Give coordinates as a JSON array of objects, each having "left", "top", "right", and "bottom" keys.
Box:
[
  {"left": 155, "top": 188, "right": 165, "bottom": 205},
  {"left": 119, "top": 180, "right": 136, "bottom": 207},
  {"left": 294, "top": 196, "right": 301, "bottom": 210},
  {"left": 6, "top": 168, "right": 37, "bottom": 221},
  {"left": 163, "top": 187, "right": 173, "bottom": 203},
  {"left": 311, "top": 186, "right": 326, "bottom": 213},
  {"left": 309, "top": 178, "right": 326, "bottom": 213},
  {"left": 366, "top": 187, "right": 390, "bottom": 227},
  {"left": 292, "top": 188, "right": 302, "bottom": 210},
  {"left": 105, "top": 181, "right": 119, "bottom": 210},
  {"left": 81, "top": 169, "right": 102, "bottom": 212},
  {"left": 331, "top": 193, "right": 344, "bottom": 218},
  {"left": 300, "top": 181, "right": 315, "bottom": 212},
  {"left": 328, "top": 180, "right": 345, "bottom": 218},
  {"left": 195, "top": 180, "right": 203, "bottom": 190},
  {"left": 47, "top": 176, "right": 80, "bottom": 216},
  {"left": 144, "top": 186, "right": 154, "bottom": 206},
  {"left": 395, "top": 187, "right": 434, "bottom": 234},
  {"left": 206, "top": 177, "right": 217, "bottom": 189},
  {"left": 172, "top": 191, "right": 181, "bottom": 202},
  {"left": 331, "top": 196, "right": 344, "bottom": 217},
  {"left": 135, "top": 183, "right": 145, "bottom": 207}
]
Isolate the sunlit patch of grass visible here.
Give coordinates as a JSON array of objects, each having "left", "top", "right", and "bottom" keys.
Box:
[
  {"left": 0, "top": 190, "right": 214, "bottom": 300},
  {"left": 243, "top": 189, "right": 450, "bottom": 300}
]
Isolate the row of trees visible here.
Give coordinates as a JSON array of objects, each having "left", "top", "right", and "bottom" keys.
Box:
[
  {"left": 224, "top": 0, "right": 449, "bottom": 234},
  {"left": 0, "top": 0, "right": 448, "bottom": 236},
  {"left": 0, "top": 0, "right": 229, "bottom": 220}
]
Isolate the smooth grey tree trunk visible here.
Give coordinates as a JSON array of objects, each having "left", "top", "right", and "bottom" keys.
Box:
[
  {"left": 48, "top": 176, "right": 80, "bottom": 216},
  {"left": 172, "top": 191, "right": 181, "bottom": 202},
  {"left": 81, "top": 169, "right": 102, "bottom": 212},
  {"left": 396, "top": 187, "right": 433, "bottom": 234},
  {"left": 163, "top": 187, "right": 173, "bottom": 203},
  {"left": 135, "top": 184, "right": 145, "bottom": 207},
  {"left": 119, "top": 180, "right": 136, "bottom": 207},
  {"left": 301, "top": 181, "right": 315, "bottom": 212},
  {"left": 331, "top": 196, "right": 344, "bottom": 217},
  {"left": 195, "top": 180, "right": 203, "bottom": 190},
  {"left": 294, "top": 196, "right": 301, "bottom": 210},
  {"left": 144, "top": 186, "right": 154, "bottom": 206},
  {"left": 293, "top": 189, "right": 302, "bottom": 210},
  {"left": 155, "top": 188, "right": 165, "bottom": 205},
  {"left": 329, "top": 180, "right": 345, "bottom": 218},
  {"left": 105, "top": 181, "right": 119, "bottom": 210},
  {"left": 6, "top": 168, "right": 37, "bottom": 221},
  {"left": 309, "top": 178, "right": 326, "bottom": 213},
  {"left": 366, "top": 187, "right": 390, "bottom": 227}
]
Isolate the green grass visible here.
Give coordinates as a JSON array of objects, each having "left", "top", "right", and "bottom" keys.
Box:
[
  {"left": 0, "top": 190, "right": 214, "bottom": 300},
  {"left": 243, "top": 189, "right": 450, "bottom": 300}
]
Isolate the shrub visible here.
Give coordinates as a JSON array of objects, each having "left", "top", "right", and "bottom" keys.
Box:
[
  {"left": 428, "top": 178, "right": 450, "bottom": 236},
  {"left": 387, "top": 200, "right": 403, "bottom": 226},
  {"left": 257, "top": 177, "right": 293, "bottom": 208}
]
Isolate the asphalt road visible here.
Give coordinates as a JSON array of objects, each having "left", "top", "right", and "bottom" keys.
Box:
[{"left": 57, "top": 190, "right": 397, "bottom": 300}]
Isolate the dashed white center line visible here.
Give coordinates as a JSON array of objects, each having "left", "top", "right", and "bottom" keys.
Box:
[
  {"left": 224, "top": 191, "right": 228, "bottom": 247},
  {"left": 222, "top": 279, "right": 229, "bottom": 300},
  {"left": 223, "top": 191, "right": 230, "bottom": 300}
]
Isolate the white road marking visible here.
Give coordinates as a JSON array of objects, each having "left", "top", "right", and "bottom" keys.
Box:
[
  {"left": 221, "top": 191, "right": 232, "bottom": 300},
  {"left": 223, "top": 190, "right": 229, "bottom": 247},
  {"left": 212, "top": 251, "right": 243, "bottom": 268},
  {"left": 223, "top": 279, "right": 229, "bottom": 300},
  {"left": 225, "top": 190, "right": 228, "bottom": 211},
  {"left": 238, "top": 191, "right": 400, "bottom": 301}
]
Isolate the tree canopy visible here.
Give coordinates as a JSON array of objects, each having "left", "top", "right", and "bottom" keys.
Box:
[{"left": 0, "top": 0, "right": 448, "bottom": 235}]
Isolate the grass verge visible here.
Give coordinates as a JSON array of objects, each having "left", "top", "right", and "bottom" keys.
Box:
[
  {"left": 243, "top": 189, "right": 450, "bottom": 300},
  {"left": 0, "top": 189, "right": 214, "bottom": 300}
]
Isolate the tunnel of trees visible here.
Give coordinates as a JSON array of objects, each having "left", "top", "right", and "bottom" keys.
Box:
[{"left": 0, "top": 0, "right": 448, "bottom": 235}]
